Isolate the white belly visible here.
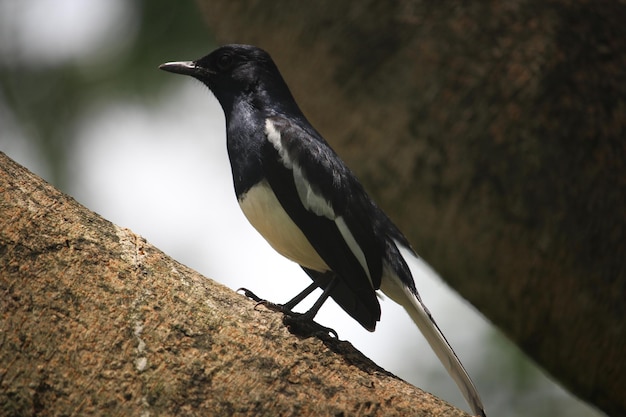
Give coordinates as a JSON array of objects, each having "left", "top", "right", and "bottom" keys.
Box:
[{"left": 238, "top": 180, "right": 329, "bottom": 272}]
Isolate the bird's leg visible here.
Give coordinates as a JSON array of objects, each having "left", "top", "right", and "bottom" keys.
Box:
[
  {"left": 238, "top": 282, "right": 318, "bottom": 313},
  {"left": 282, "top": 278, "right": 339, "bottom": 338},
  {"left": 238, "top": 280, "right": 339, "bottom": 338},
  {"left": 281, "top": 282, "right": 319, "bottom": 310}
]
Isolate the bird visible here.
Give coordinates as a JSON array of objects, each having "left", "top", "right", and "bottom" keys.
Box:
[{"left": 159, "top": 44, "right": 486, "bottom": 417}]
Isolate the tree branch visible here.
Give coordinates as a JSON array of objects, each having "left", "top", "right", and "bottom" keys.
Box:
[{"left": 0, "top": 152, "right": 470, "bottom": 416}]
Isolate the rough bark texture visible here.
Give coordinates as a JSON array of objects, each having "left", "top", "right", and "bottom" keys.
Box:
[
  {"left": 0, "top": 152, "right": 470, "bottom": 416},
  {"left": 197, "top": 1, "right": 625, "bottom": 415}
]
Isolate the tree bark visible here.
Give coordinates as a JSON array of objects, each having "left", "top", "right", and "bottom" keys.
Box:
[
  {"left": 0, "top": 152, "right": 470, "bottom": 416},
  {"left": 197, "top": 1, "right": 626, "bottom": 415}
]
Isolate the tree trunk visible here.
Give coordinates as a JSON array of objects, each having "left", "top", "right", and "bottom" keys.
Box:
[
  {"left": 0, "top": 152, "right": 470, "bottom": 416},
  {"left": 198, "top": 1, "right": 626, "bottom": 415}
]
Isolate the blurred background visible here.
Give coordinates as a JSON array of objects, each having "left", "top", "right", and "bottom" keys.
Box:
[{"left": 0, "top": 1, "right": 603, "bottom": 415}]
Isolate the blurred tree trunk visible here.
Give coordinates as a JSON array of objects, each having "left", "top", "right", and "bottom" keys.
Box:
[
  {"left": 198, "top": 1, "right": 626, "bottom": 415},
  {"left": 0, "top": 152, "right": 470, "bottom": 416}
]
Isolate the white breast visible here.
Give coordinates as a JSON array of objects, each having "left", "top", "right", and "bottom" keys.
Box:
[{"left": 238, "top": 180, "right": 329, "bottom": 273}]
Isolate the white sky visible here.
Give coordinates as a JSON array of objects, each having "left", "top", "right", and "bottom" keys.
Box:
[{"left": 0, "top": 0, "right": 136, "bottom": 66}]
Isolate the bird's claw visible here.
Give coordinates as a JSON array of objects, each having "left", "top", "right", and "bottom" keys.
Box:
[
  {"left": 237, "top": 287, "right": 339, "bottom": 339},
  {"left": 283, "top": 314, "right": 339, "bottom": 339},
  {"left": 237, "top": 287, "right": 263, "bottom": 302},
  {"left": 238, "top": 287, "right": 287, "bottom": 313}
]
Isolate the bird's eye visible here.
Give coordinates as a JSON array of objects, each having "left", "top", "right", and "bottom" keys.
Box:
[{"left": 216, "top": 53, "right": 234, "bottom": 70}]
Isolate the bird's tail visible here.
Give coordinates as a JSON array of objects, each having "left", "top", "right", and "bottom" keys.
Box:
[{"left": 380, "top": 257, "right": 486, "bottom": 417}]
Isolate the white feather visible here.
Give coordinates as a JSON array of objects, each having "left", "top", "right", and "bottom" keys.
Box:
[
  {"left": 266, "top": 118, "right": 336, "bottom": 220},
  {"left": 238, "top": 180, "right": 329, "bottom": 272},
  {"left": 293, "top": 164, "right": 336, "bottom": 219},
  {"left": 335, "top": 216, "right": 372, "bottom": 285},
  {"left": 265, "top": 119, "right": 292, "bottom": 168},
  {"left": 380, "top": 241, "right": 486, "bottom": 417}
]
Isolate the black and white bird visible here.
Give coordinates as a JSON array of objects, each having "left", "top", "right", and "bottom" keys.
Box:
[{"left": 160, "top": 44, "right": 485, "bottom": 417}]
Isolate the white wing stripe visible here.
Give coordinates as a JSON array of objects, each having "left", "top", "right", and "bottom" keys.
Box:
[
  {"left": 335, "top": 216, "right": 373, "bottom": 286},
  {"left": 293, "top": 164, "right": 335, "bottom": 218},
  {"left": 265, "top": 118, "right": 293, "bottom": 168},
  {"left": 266, "top": 118, "right": 370, "bottom": 285},
  {"left": 266, "top": 118, "right": 336, "bottom": 219}
]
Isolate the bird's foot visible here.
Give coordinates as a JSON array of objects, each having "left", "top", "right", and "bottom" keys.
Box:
[
  {"left": 282, "top": 313, "right": 338, "bottom": 339},
  {"left": 237, "top": 287, "right": 287, "bottom": 313},
  {"left": 237, "top": 287, "right": 338, "bottom": 339}
]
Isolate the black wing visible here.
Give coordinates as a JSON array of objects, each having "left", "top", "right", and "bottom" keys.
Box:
[{"left": 262, "top": 115, "right": 386, "bottom": 330}]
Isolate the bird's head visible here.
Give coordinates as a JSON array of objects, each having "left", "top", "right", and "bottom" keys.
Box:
[{"left": 160, "top": 44, "right": 295, "bottom": 115}]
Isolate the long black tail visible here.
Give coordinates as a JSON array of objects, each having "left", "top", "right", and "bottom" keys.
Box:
[{"left": 380, "top": 253, "right": 486, "bottom": 416}]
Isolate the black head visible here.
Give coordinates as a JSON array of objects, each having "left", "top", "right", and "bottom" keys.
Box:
[{"left": 160, "top": 44, "right": 297, "bottom": 116}]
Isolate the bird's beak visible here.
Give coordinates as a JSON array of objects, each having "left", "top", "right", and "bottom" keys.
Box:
[{"left": 159, "top": 61, "right": 200, "bottom": 76}]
